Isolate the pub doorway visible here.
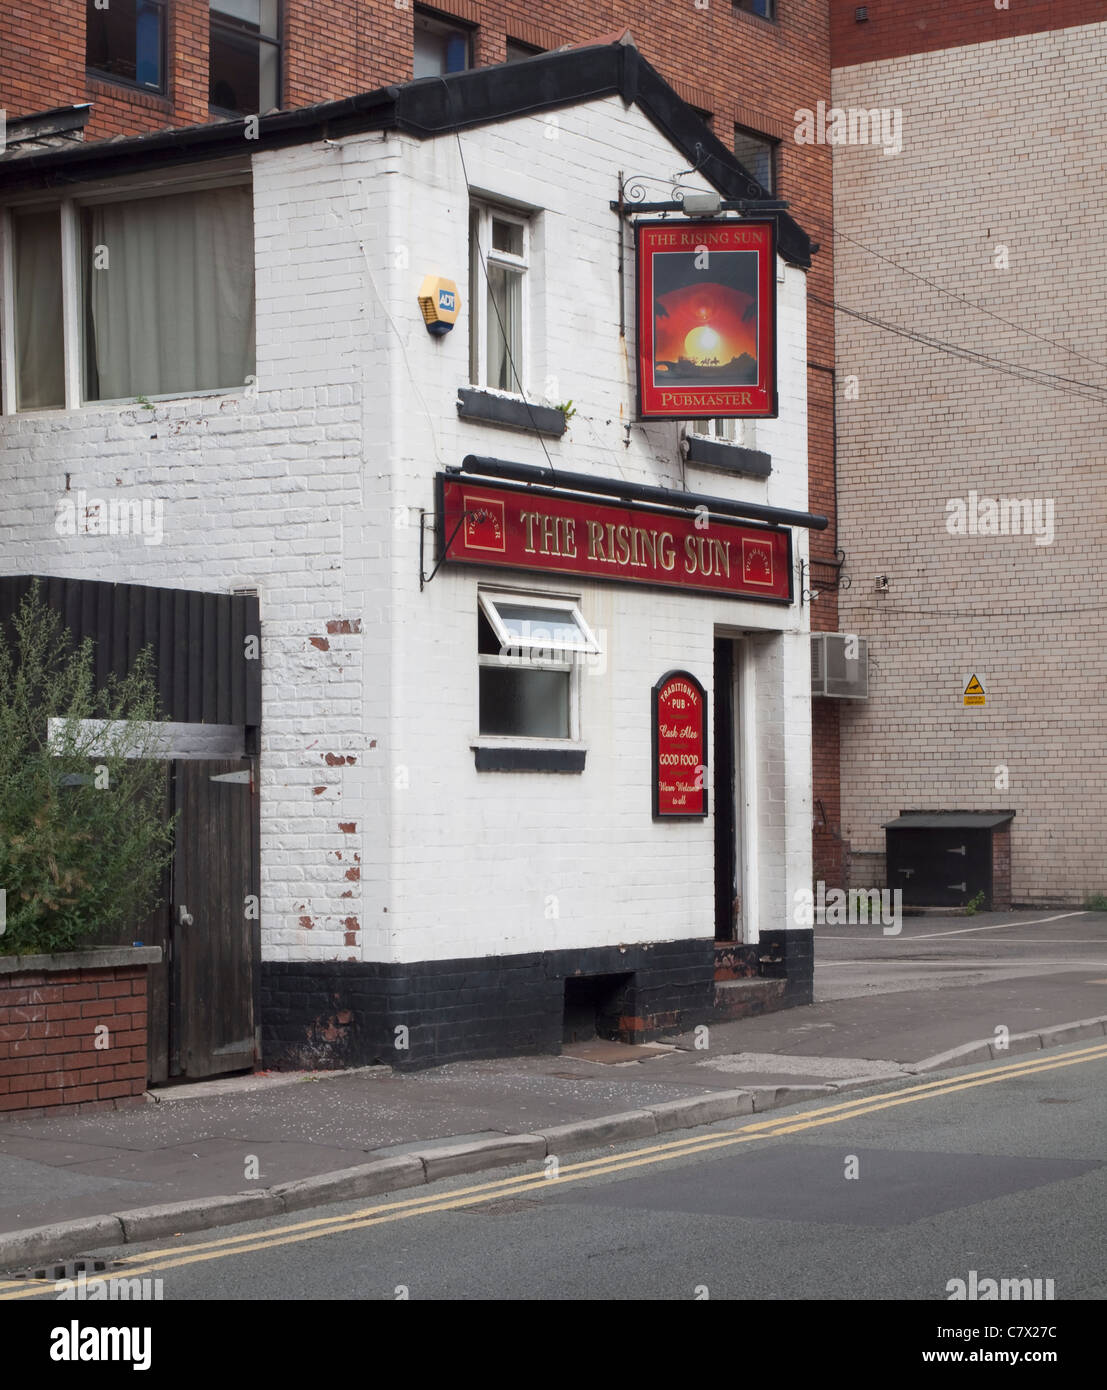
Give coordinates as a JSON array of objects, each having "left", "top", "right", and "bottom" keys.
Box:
[{"left": 713, "top": 637, "right": 745, "bottom": 943}]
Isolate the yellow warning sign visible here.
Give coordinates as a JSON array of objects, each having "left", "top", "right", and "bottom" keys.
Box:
[{"left": 963, "top": 673, "right": 986, "bottom": 706}]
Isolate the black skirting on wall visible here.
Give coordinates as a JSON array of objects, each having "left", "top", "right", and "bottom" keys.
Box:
[{"left": 261, "top": 930, "right": 815, "bottom": 1072}]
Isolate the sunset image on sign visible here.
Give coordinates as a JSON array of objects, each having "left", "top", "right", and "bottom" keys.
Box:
[{"left": 652, "top": 252, "right": 759, "bottom": 387}]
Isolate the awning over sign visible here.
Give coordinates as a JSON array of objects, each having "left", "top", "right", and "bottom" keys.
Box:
[{"left": 883, "top": 811, "right": 1015, "bottom": 830}]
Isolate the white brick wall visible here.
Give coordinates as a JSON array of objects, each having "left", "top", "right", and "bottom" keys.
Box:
[
  {"left": 0, "top": 93, "right": 814, "bottom": 963},
  {"left": 832, "top": 23, "right": 1107, "bottom": 904}
]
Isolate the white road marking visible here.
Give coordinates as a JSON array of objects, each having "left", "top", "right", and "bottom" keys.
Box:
[{"left": 824, "top": 911, "right": 1089, "bottom": 942}]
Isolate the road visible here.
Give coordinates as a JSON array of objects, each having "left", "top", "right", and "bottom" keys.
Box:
[
  {"left": 814, "top": 907, "right": 1107, "bottom": 1001},
  {"left": 4, "top": 1037, "right": 1103, "bottom": 1302}
]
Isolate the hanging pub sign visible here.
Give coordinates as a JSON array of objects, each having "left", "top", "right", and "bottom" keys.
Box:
[
  {"left": 635, "top": 218, "right": 777, "bottom": 420},
  {"left": 652, "top": 671, "right": 708, "bottom": 819},
  {"left": 437, "top": 475, "right": 792, "bottom": 603}
]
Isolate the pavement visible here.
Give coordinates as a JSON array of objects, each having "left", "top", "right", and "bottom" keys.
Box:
[{"left": 1, "top": 907, "right": 1104, "bottom": 1272}]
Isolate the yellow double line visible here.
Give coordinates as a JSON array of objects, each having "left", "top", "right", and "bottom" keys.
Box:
[{"left": 3, "top": 1041, "right": 1105, "bottom": 1297}]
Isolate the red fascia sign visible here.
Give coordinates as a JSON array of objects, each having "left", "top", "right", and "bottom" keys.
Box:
[
  {"left": 652, "top": 671, "right": 707, "bottom": 819},
  {"left": 636, "top": 218, "right": 777, "bottom": 420},
  {"left": 437, "top": 476, "right": 792, "bottom": 603}
]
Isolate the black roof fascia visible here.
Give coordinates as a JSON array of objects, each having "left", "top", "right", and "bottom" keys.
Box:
[{"left": 0, "top": 45, "right": 813, "bottom": 266}]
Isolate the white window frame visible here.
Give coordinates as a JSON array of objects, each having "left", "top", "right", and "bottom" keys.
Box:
[
  {"left": 476, "top": 588, "right": 596, "bottom": 745},
  {"left": 688, "top": 417, "right": 739, "bottom": 444},
  {"left": 469, "top": 202, "right": 529, "bottom": 396},
  {"left": 0, "top": 164, "right": 253, "bottom": 415}
]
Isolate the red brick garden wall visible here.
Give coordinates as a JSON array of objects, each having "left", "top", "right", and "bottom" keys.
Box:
[{"left": 0, "top": 963, "right": 149, "bottom": 1117}]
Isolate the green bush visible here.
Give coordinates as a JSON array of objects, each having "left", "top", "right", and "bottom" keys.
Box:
[{"left": 0, "top": 583, "right": 176, "bottom": 955}]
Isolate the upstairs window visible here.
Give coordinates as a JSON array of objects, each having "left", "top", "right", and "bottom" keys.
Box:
[
  {"left": 469, "top": 204, "right": 529, "bottom": 394},
  {"left": 734, "top": 0, "right": 775, "bottom": 18},
  {"left": 210, "top": 1, "right": 281, "bottom": 115},
  {"left": 505, "top": 39, "right": 543, "bottom": 62},
  {"left": 689, "top": 418, "right": 738, "bottom": 443},
  {"left": 733, "top": 125, "right": 777, "bottom": 194},
  {"left": 86, "top": 0, "right": 166, "bottom": 93},
  {"left": 414, "top": 8, "right": 473, "bottom": 78},
  {"left": 12, "top": 210, "right": 65, "bottom": 411},
  {"left": 2, "top": 182, "right": 255, "bottom": 412}
]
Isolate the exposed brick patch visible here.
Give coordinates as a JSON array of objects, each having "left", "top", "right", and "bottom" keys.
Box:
[{"left": 309, "top": 637, "right": 330, "bottom": 651}]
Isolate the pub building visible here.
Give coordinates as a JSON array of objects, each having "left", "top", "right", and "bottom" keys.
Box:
[{"left": 0, "top": 39, "right": 824, "bottom": 1075}]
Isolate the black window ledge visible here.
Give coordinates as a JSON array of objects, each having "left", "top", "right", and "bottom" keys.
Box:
[
  {"left": 458, "top": 387, "right": 566, "bottom": 438},
  {"left": 473, "top": 746, "right": 585, "bottom": 773},
  {"left": 685, "top": 433, "right": 771, "bottom": 478}
]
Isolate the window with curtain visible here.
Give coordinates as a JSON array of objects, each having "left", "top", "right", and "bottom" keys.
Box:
[
  {"left": 83, "top": 185, "right": 256, "bottom": 402},
  {"left": 13, "top": 209, "right": 66, "bottom": 411}
]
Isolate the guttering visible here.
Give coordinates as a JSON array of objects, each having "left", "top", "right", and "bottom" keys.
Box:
[{"left": 455, "top": 456, "right": 829, "bottom": 532}]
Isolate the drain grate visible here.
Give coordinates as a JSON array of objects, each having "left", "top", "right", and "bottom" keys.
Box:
[
  {"left": 462, "top": 1198, "right": 545, "bottom": 1216},
  {"left": 11, "top": 1257, "right": 113, "bottom": 1283}
]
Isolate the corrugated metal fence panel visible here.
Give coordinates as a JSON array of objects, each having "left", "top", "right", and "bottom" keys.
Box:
[{"left": 0, "top": 575, "right": 261, "bottom": 726}]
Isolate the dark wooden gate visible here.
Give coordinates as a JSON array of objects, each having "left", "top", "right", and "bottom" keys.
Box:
[
  {"left": 169, "top": 760, "right": 259, "bottom": 1079},
  {"left": 120, "top": 759, "right": 259, "bottom": 1083}
]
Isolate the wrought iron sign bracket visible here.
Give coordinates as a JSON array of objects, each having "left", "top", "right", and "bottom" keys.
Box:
[
  {"left": 800, "top": 551, "right": 851, "bottom": 606},
  {"left": 419, "top": 506, "right": 489, "bottom": 590},
  {"left": 809, "top": 549, "right": 852, "bottom": 591},
  {"left": 610, "top": 169, "right": 789, "bottom": 338}
]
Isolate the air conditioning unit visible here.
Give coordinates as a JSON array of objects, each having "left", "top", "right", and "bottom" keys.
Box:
[{"left": 811, "top": 633, "right": 868, "bottom": 699}]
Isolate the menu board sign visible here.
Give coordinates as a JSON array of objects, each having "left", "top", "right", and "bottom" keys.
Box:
[{"left": 652, "top": 671, "right": 708, "bottom": 819}]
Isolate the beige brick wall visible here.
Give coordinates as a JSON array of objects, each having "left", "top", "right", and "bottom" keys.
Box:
[{"left": 831, "top": 23, "right": 1107, "bottom": 905}]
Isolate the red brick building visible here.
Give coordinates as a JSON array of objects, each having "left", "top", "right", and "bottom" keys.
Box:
[{"left": 1, "top": 0, "right": 841, "bottom": 883}]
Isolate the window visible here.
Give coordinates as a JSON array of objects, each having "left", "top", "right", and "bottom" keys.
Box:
[
  {"left": 469, "top": 204, "right": 529, "bottom": 394},
  {"left": 12, "top": 209, "right": 66, "bottom": 411},
  {"left": 733, "top": 126, "right": 777, "bottom": 194},
  {"left": 505, "top": 39, "right": 543, "bottom": 62},
  {"left": 689, "top": 418, "right": 739, "bottom": 443},
  {"left": 477, "top": 592, "right": 598, "bottom": 741},
  {"left": 2, "top": 182, "right": 255, "bottom": 412},
  {"left": 734, "top": 0, "right": 775, "bottom": 19},
  {"left": 414, "top": 8, "right": 473, "bottom": 78},
  {"left": 86, "top": 0, "right": 166, "bottom": 93},
  {"left": 210, "top": 1, "right": 281, "bottom": 114}
]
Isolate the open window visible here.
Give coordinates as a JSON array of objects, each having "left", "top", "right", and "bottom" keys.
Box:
[{"left": 477, "top": 592, "right": 597, "bottom": 741}]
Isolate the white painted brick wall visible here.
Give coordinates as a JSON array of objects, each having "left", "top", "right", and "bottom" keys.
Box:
[{"left": 0, "top": 93, "right": 814, "bottom": 963}]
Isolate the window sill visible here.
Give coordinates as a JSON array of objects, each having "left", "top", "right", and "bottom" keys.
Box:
[
  {"left": 457, "top": 387, "right": 566, "bottom": 438},
  {"left": 471, "top": 742, "right": 586, "bottom": 773},
  {"left": 684, "top": 433, "right": 771, "bottom": 478},
  {"left": 87, "top": 72, "right": 170, "bottom": 106}
]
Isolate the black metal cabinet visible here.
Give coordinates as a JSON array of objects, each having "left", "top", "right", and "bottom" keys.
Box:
[{"left": 884, "top": 812, "right": 1015, "bottom": 909}]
